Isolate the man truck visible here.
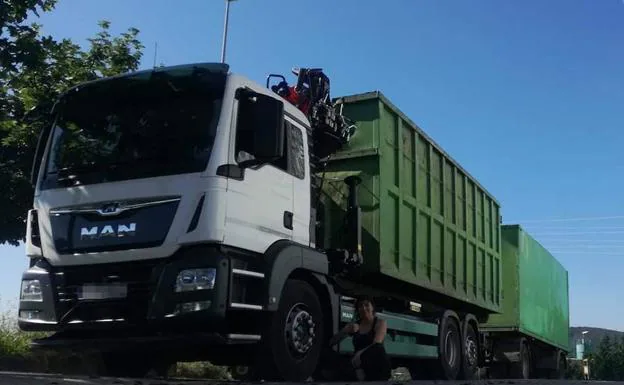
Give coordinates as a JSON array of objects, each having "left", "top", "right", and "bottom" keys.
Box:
[{"left": 18, "top": 62, "right": 569, "bottom": 380}]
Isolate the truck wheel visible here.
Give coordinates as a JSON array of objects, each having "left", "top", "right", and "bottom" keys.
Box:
[
  {"left": 437, "top": 316, "right": 461, "bottom": 380},
  {"left": 259, "top": 279, "right": 324, "bottom": 381},
  {"left": 550, "top": 353, "right": 566, "bottom": 379},
  {"left": 558, "top": 353, "right": 567, "bottom": 379},
  {"left": 460, "top": 323, "right": 479, "bottom": 380},
  {"left": 520, "top": 342, "right": 531, "bottom": 379},
  {"left": 511, "top": 340, "right": 531, "bottom": 379}
]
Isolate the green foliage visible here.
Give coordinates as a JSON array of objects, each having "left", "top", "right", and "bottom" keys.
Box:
[
  {"left": 0, "top": 0, "right": 145, "bottom": 245},
  {"left": 0, "top": 298, "right": 47, "bottom": 361},
  {"left": 578, "top": 334, "right": 624, "bottom": 381},
  {"left": 565, "top": 359, "right": 584, "bottom": 380},
  {"left": 0, "top": 310, "right": 41, "bottom": 357},
  {"left": 174, "top": 361, "right": 231, "bottom": 380}
]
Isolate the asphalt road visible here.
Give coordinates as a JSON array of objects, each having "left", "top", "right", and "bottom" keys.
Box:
[
  {"left": 0, "top": 373, "right": 615, "bottom": 385},
  {"left": 0, "top": 372, "right": 204, "bottom": 385}
]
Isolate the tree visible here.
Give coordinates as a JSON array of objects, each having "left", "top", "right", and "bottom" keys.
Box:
[
  {"left": 593, "top": 335, "right": 617, "bottom": 380},
  {"left": 613, "top": 335, "right": 624, "bottom": 380},
  {"left": 0, "top": 0, "right": 145, "bottom": 245}
]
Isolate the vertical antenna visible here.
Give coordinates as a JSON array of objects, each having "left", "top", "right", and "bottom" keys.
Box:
[
  {"left": 153, "top": 42, "right": 158, "bottom": 68},
  {"left": 221, "top": 0, "right": 236, "bottom": 63}
]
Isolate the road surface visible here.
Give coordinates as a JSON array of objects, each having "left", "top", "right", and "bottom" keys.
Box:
[{"left": 0, "top": 373, "right": 615, "bottom": 385}]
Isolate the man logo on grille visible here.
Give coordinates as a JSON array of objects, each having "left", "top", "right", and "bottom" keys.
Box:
[
  {"left": 97, "top": 203, "right": 122, "bottom": 216},
  {"left": 80, "top": 223, "right": 137, "bottom": 240}
]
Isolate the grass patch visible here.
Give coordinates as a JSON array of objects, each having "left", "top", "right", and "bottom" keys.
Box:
[
  {"left": 0, "top": 302, "right": 47, "bottom": 357},
  {"left": 174, "top": 361, "right": 231, "bottom": 380}
]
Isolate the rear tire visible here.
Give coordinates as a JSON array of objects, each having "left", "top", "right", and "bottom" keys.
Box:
[
  {"left": 511, "top": 340, "right": 531, "bottom": 379},
  {"left": 460, "top": 323, "right": 479, "bottom": 380},
  {"left": 437, "top": 316, "right": 462, "bottom": 380},
  {"left": 257, "top": 279, "right": 324, "bottom": 381},
  {"left": 550, "top": 352, "right": 567, "bottom": 379},
  {"left": 558, "top": 353, "right": 567, "bottom": 379}
]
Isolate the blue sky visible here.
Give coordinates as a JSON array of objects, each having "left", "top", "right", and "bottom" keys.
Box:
[{"left": 1, "top": 0, "right": 624, "bottom": 333}]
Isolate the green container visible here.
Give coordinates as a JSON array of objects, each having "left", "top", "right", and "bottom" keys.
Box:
[
  {"left": 319, "top": 92, "right": 502, "bottom": 313},
  {"left": 481, "top": 225, "right": 570, "bottom": 351}
]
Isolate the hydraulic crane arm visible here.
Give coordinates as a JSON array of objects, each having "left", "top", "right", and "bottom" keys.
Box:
[{"left": 267, "top": 67, "right": 356, "bottom": 160}]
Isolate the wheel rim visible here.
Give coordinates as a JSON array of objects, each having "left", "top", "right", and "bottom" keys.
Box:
[
  {"left": 284, "top": 302, "right": 317, "bottom": 358},
  {"left": 465, "top": 333, "right": 478, "bottom": 368},
  {"left": 444, "top": 329, "right": 458, "bottom": 367}
]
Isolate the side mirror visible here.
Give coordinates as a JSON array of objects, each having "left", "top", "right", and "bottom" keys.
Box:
[{"left": 236, "top": 88, "right": 285, "bottom": 164}]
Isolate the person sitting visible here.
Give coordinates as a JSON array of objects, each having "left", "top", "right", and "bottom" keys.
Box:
[{"left": 328, "top": 296, "right": 392, "bottom": 381}]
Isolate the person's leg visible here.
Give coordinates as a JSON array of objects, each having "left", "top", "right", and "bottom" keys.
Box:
[
  {"left": 349, "top": 353, "right": 367, "bottom": 380},
  {"left": 360, "top": 345, "right": 392, "bottom": 381},
  {"left": 341, "top": 354, "right": 360, "bottom": 381}
]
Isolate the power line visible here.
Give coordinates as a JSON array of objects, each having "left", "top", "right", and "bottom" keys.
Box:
[
  {"left": 530, "top": 230, "right": 624, "bottom": 236},
  {"left": 523, "top": 226, "right": 624, "bottom": 231},
  {"left": 542, "top": 245, "right": 624, "bottom": 249},
  {"left": 549, "top": 251, "right": 624, "bottom": 255},
  {"left": 511, "top": 215, "right": 624, "bottom": 223},
  {"left": 537, "top": 239, "right": 624, "bottom": 243}
]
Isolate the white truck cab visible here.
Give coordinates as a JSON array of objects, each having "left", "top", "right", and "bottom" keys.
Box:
[{"left": 24, "top": 63, "right": 311, "bottom": 267}]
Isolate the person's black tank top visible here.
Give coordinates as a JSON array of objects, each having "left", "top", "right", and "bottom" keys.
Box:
[{"left": 352, "top": 317, "right": 378, "bottom": 352}]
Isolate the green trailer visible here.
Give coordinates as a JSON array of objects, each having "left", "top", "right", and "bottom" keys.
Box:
[
  {"left": 481, "top": 224, "right": 570, "bottom": 378},
  {"left": 319, "top": 91, "right": 503, "bottom": 315},
  {"left": 314, "top": 91, "right": 506, "bottom": 379}
]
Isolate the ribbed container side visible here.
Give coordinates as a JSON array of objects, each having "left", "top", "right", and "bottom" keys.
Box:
[{"left": 319, "top": 91, "right": 502, "bottom": 314}]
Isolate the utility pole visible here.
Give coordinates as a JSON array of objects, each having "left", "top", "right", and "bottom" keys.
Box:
[{"left": 221, "top": 0, "right": 237, "bottom": 63}]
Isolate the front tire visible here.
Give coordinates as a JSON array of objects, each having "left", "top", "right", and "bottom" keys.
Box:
[{"left": 258, "top": 279, "right": 324, "bottom": 381}]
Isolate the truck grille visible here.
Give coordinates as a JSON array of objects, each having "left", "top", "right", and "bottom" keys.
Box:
[{"left": 52, "top": 260, "right": 163, "bottom": 325}]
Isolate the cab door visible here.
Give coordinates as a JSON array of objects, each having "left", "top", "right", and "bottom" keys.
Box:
[{"left": 222, "top": 88, "right": 295, "bottom": 253}]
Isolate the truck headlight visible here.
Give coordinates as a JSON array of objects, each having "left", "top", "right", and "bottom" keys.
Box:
[
  {"left": 175, "top": 268, "right": 216, "bottom": 292},
  {"left": 20, "top": 279, "right": 43, "bottom": 302}
]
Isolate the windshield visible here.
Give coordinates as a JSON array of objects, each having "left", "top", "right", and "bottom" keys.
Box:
[{"left": 40, "top": 67, "right": 226, "bottom": 189}]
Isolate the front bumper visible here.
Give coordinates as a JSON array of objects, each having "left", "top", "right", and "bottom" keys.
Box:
[{"left": 18, "top": 244, "right": 267, "bottom": 351}]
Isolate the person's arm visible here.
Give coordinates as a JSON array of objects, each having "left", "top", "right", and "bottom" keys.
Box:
[
  {"left": 372, "top": 318, "right": 387, "bottom": 344},
  {"left": 329, "top": 323, "right": 357, "bottom": 347},
  {"left": 354, "top": 319, "right": 387, "bottom": 355}
]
